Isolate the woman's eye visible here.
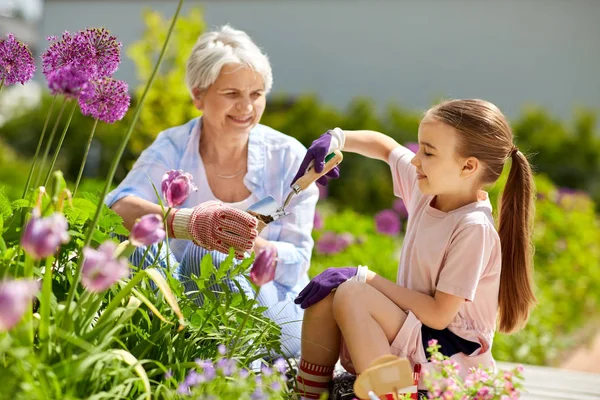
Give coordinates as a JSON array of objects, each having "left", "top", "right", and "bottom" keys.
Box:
[
  {"left": 225, "top": 92, "right": 237, "bottom": 97},
  {"left": 251, "top": 92, "right": 263, "bottom": 98}
]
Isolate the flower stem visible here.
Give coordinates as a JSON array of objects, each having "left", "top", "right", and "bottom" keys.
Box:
[
  {"left": 23, "top": 254, "right": 34, "bottom": 347},
  {"left": 22, "top": 95, "right": 58, "bottom": 200},
  {"left": 43, "top": 98, "right": 78, "bottom": 187},
  {"left": 228, "top": 287, "right": 260, "bottom": 358},
  {"left": 39, "top": 257, "right": 54, "bottom": 359},
  {"left": 0, "top": 76, "right": 4, "bottom": 92},
  {"left": 61, "top": 0, "right": 184, "bottom": 327},
  {"left": 73, "top": 118, "right": 99, "bottom": 197},
  {"left": 34, "top": 96, "right": 67, "bottom": 188}
]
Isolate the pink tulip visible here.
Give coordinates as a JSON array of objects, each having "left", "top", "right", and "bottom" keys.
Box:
[
  {"left": 82, "top": 241, "right": 129, "bottom": 292},
  {"left": 130, "top": 213, "right": 166, "bottom": 246},
  {"left": 0, "top": 279, "right": 39, "bottom": 332},
  {"left": 249, "top": 247, "right": 277, "bottom": 286},
  {"left": 161, "top": 170, "right": 197, "bottom": 207},
  {"left": 21, "top": 210, "right": 70, "bottom": 260}
]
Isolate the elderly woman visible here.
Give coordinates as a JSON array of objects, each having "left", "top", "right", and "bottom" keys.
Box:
[{"left": 106, "top": 25, "right": 328, "bottom": 357}]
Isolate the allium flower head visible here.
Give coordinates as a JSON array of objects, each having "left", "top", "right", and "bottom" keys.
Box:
[
  {"left": 42, "top": 31, "right": 96, "bottom": 78},
  {"left": 0, "top": 33, "right": 36, "bottom": 86},
  {"left": 82, "top": 240, "right": 129, "bottom": 292},
  {"left": 77, "top": 28, "right": 121, "bottom": 78},
  {"left": 315, "top": 231, "right": 352, "bottom": 255},
  {"left": 374, "top": 209, "right": 401, "bottom": 236},
  {"left": 79, "top": 77, "right": 130, "bottom": 123},
  {"left": 47, "top": 64, "right": 93, "bottom": 99},
  {"left": 0, "top": 279, "right": 40, "bottom": 332}
]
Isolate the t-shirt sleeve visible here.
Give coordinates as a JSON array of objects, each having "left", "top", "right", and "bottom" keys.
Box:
[
  {"left": 436, "top": 224, "right": 494, "bottom": 302},
  {"left": 389, "top": 146, "right": 419, "bottom": 210}
]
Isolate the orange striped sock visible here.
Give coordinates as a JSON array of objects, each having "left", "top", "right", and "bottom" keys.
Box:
[{"left": 296, "top": 358, "right": 334, "bottom": 399}]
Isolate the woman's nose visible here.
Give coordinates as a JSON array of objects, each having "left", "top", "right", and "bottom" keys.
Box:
[{"left": 236, "top": 98, "right": 252, "bottom": 112}]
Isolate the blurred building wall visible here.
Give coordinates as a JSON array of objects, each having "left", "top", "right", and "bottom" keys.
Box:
[{"left": 41, "top": 0, "right": 600, "bottom": 118}]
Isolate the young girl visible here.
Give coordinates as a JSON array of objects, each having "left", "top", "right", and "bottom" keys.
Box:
[{"left": 292, "top": 99, "right": 536, "bottom": 399}]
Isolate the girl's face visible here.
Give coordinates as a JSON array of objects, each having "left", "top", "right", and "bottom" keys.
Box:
[{"left": 411, "top": 115, "right": 479, "bottom": 197}]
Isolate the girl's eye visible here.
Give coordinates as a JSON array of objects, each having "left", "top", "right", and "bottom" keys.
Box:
[{"left": 424, "top": 152, "right": 433, "bottom": 157}]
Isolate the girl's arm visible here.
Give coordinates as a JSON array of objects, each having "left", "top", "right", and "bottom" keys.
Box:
[
  {"left": 366, "top": 271, "right": 464, "bottom": 330},
  {"left": 342, "top": 130, "right": 403, "bottom": 164}
]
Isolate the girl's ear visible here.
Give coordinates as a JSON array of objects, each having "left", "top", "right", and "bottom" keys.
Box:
[
  {"left": 192, "top": 88, "right": 205, "bottom": 110},
  {"left": 462, "top": 156, "right": 480, "bottom": 178}
]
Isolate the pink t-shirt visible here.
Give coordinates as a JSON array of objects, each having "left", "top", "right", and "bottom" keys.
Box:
[{"left": 389, "top": 146, "right": 501, "bottom": 352}]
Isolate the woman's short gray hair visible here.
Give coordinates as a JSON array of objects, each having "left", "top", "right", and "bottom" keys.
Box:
[{"left": 185, "top": 25, "right": 273, "bottom": 98}]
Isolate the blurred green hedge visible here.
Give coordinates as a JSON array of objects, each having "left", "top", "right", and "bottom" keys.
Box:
[{"left": 1, "top": 7, "right": 599, "bottom": 213}]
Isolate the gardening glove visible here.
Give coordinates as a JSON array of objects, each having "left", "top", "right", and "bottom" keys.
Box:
[
  {"left": 294, "top": 267, "right": 357, "bottom": 309},
  {"left": 291, "top": 128, "right": 345, "bottom": 186},
  {"left": 170, "top": 200, "right": 259, "bottom": 260}
]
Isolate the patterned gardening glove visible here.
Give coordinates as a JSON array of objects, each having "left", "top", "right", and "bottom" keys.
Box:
[
  {"left": 294, "top": 267, "right": 357, "bottom": 309},
  {"left": 170, "top": 200, "right": 259, "bottom": 260},
  {"left": 291, "top": 129, "right": 343, "bottom": 187}
]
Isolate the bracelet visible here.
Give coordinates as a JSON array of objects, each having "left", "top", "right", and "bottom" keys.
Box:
[{"left": 355, "top": 265, "right": 369, "bottom": 283}]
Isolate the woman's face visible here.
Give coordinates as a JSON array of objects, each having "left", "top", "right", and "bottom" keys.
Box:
[{"left": 194, "top": 63, "right": 266, "bottom": 137}]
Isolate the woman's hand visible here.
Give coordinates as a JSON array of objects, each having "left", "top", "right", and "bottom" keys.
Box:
[
  {"left": 169, "top": 200, "right": 259, "bottom": 259},
  {"left": 291, "top": 130, "right": 342, "bottom": 186}
]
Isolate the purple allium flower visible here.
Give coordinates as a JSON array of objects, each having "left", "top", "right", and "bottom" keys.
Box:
[
  {"left": 217, "top": 344, "right": 227, "bottom": 355},
  {"left": 315, "top": 231, "right": 351, "bottom": 255},
  {"left": 81, "top": 240, "right": 129, "bottom": 292},
  {"left": 161, "top": 170, "right": 197, "bottom": 208},
  {"left": 176, "top": 383, "right": 190, "bottom": 395},
  {"left": 76, "top": 28, "right": 121, "bottom": 78},
  {"left": 0, "top": 279, "right": 40, "bottom": 332},
  {"left": 184, "top": 370, "right": 203, "bottom": 387},
  {"left": 374, "top": 209, "right": 401, "bottom": 236},
  {"left": 313, "top": 210, "right": 323, "bottom": 230},
  {"left": 78, "top": 77, "right": 130, "bottom": 123},
  {"left": 0, "top": 33, "right": 36, "bottom": 86},
  {"left": 318, "top": 184, "right": 328, "bottom": 200},
  {"left": 405, "top": 142, "right": 419, "bottom": 154},
  {"left": 249, "top": 246, "right": 277, "bottom": 286},
  {"left": 393, "top": 198, "right": 408, "bottom": 220},
  {"left": 21, "top": 210, "right": 70, "bottom": 260},
  {"left": 250, "top": 388, "right": 265, "bottom": 400},
  {"left": 216, "top": 358, "right": 237, "bottom": 376},
  {"left": 337, "top": 232, "right": 355, "bottom": 247},
  {"left": 42, "top": 31, "right": 96, "bottom": 78},
  {"left": 46, "top": 64, "right": 92, "bottom": 99},
  {"left": 238, "top": 368, "right": 249, "bottom": 379},
  {"left": 273, "top": 358, "right": 287, "bottom": 374},
  {"left": 130, "top": 214, "right": 165, "bottom": 246}
]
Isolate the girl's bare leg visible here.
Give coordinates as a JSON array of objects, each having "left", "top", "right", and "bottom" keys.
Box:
[
  {"left": 300, "top": 292, "right": 341, "bottom": 366},
  {"left": 332, "top": 279, "right": 407, "bottom": 373}
]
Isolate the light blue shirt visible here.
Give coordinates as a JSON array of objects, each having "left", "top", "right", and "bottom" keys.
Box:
[{"left": 105, "top": 117, "right": 318, "bottom": 290}]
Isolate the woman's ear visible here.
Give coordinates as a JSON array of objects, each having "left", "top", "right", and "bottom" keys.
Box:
[
  {"left": 462, "top": 157, "right": 480, "bottom": 178},
  {"left": 192, "top": 88, "right": 205, "bottom": 110}
]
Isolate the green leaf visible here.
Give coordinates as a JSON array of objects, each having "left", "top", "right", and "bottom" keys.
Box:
[{"left": 0, "top": 188, "right": 12, "bottom": 221}]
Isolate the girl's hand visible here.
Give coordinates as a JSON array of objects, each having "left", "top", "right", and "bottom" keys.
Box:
[{"left": 291, "top": 131, "right": 341, "bottom": 186}]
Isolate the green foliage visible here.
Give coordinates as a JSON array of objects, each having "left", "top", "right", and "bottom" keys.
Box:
[{"left": 311, "top": 173, "right": 600, "bottom": 366}]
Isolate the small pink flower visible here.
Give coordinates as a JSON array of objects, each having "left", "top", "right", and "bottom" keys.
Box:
[
  {"left": 313, "top": 210, "right": 323, "bottom": 230},
  {"left": 0, "top": 279, "right": 39, "bottom": 332},
  {"left": 374, "top": 209, "right": 401, "bottom": 235},
  {"left": 82, "top": 241, "right": 129, "bottom": 292},
  {"left": 21, "top": 210, "right": 70, "bottom": 260},
  {"left": 249, "top": 246, "right": 277, "bottom": 286},
  {"left": 393, "top": 198, "right": 408, "bottom": 219},
  {"left": 405, "top": 142, "right": 419, "bottom": 154},
  {"left": 161, "top": 170, "right": 197, "bottom": 208},
  {"left": 130, "top": 214, "right": 165, "bottom": 246},
  {"left": 475, "top": 386, "right": 492, "bottom": 400},
  {"left": 428, "top": 339, "right": 438, "bottom": 347}
]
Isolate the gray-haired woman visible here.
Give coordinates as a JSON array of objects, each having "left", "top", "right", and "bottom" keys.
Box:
[{"left": 106, "top": 25, "right": 330, "bottom": 357}]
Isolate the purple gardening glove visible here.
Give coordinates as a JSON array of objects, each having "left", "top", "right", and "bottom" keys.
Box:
[
  {"left": 292, "top": 132, "right": 341, "bottom": 187},
  {"left": 294, "top": 267, "right": 357, "bottom": 309}
]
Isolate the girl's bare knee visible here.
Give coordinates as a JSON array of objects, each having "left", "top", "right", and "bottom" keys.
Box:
[
  {"left": 332, "top": 279, "right": 363, "bottom": 318},
  {"left": 304, "top": 291, "right": 335, "bottom": 318}
]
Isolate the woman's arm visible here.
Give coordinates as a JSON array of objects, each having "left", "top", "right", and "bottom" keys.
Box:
[
  {"left": 342, "top": 130, "right": 402, "bottom": 164},
  {"left": 111, "top": 196, "right": 174, "bottom": 231},
  {"left": 366, "top": 271, "right": 464, "bottom": 330}
]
